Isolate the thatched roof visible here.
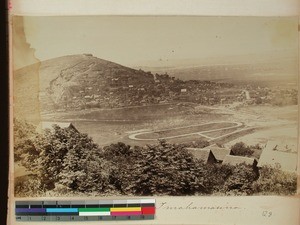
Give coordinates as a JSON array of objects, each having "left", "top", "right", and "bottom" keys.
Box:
[
  {"left": 186, "top": 148, "right": 217, "bottom": 163},
  {"left": 204, "top": 146, "right": 232, "bottom": 162},
  {"left": 37, "top": 122, "right": 79, "bottom": 133},
  {"left": 223, "top": 155, "right": 257, "bottom": 167}
]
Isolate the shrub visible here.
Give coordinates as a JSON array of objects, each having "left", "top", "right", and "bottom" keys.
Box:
[
  {"left": 252, "top": 165, "right": 297, "bottom": 195},
  {"left": 15, "top": 174, "right": 44, "bottom": 197},
  {"left": 231, "top": 142, "right": 254, "bottom": 157},
  {"left": 222, "top": 163, "right": 258, "bottom": 195}
]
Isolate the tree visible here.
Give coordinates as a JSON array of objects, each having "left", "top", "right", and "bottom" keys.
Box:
[
  {"left": 13, "top": 119, "right": 40, "bottom": 163},
  {"left": 35, "top": 125, "right": 106, "bottom": 191},
  {"left": 102, "top": 142, "right": 135, "bottom": 194},
  {"left": 231, "top": 142, "right": 254, "bottom": 157},
  {"left": 124, "top": 140, "right": 205, "bottom": 195}
]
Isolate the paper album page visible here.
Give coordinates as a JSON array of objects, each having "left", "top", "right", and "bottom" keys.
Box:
[{"left": 8, "top": 0, "right": 300, "bottom": 225}]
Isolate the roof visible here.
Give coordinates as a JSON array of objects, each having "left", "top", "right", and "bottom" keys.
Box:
[
  {"left": 37, "top": 122, "right": 78, "bottom": 133},
  {"left": 223, "top": 155, "right": 257, "bottom": 166},
  {"left": 257, "top": 150, "right": 297, "bottom": 172},
  {"left": 204, "top": 146, "right": 232, "bottom": 161},
  {"left": 186, "top": 148, "right": 216, "bottom": 163}
]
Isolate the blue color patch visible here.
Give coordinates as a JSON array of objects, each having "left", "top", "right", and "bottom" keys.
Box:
[{"left": 46, "top": 208, "right": 78, "bottom": 213}]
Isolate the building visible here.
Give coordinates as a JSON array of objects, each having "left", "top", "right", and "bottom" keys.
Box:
[
  {"left": 186, "top": 148, "right": 217, "bottom": 164},
  {"left": 37, "top": 122, "right": 79, "bottom": 133},
  {"left": 223, "top": 155, "right": 258, "bottom": 171},
  {"left": 257, "top": 149, "right": 297, "bottom": 172},
  {"left": 204, "top": 146, "right": 233, "bottom": 163}
]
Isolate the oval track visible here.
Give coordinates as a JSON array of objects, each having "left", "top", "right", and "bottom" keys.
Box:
[{"left": 128, "top": 121, "right": 243, "bottom": 141}]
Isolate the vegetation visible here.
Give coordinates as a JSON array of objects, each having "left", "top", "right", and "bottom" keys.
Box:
[
  {"left": 14, "top": 120, "right": 297, "bottom": 197},
  {"left": 252, "top": 164, "right": 297, "bottom": 195},
  {"left": 230, "top": 142, "right": 254, "bottom": 157}
]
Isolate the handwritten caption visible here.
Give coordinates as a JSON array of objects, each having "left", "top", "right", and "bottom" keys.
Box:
[{"left": 157, "top": 201, "right": 273, "bottom": 218}]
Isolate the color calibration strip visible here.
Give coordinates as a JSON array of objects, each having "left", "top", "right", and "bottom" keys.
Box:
[{"left": 15, "top": 199, "right": 155, "bottom": 221}]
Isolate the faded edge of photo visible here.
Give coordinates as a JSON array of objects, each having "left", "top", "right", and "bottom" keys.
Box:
[{"left": 8, "top": 16, "right": 41, "bottom": 225}]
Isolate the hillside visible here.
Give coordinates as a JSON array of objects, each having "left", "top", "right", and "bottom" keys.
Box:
[
  {"left": 14, "top": 54, "right": 297, "bottom": 118},
  {"left": 15, "top": 54, "right": 236, "bottom": 113}
]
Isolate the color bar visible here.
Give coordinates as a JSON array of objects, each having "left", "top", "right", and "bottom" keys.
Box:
[
  {"left": 141, "top": 199, "right": 155, "bottom": 204},
  {"left": 15, "top": 199, "right": 155, "bottom": 221},
  {"left": 126, "top": 199, "right": 142, "bottom": 204},
  {"left": 111, "top": 211, "right": 142, "bottom": 216},
  {"left": 142, "top": 207, "right": 155, "bottom": 215},
  {"left": 79, "top": 212, "right": 111, "bottom": 216},
  {"left": 78, "top": 208, "right": 110, "bottom": 212},
  {"left": 46, "top": 208, "right": 78, "bottom": 213},
  {"left": 110, "top": 207, "right": 141, "bottom": 212},
  {"left": 16, "top": 208, "right": 46, "bottom": 213}
]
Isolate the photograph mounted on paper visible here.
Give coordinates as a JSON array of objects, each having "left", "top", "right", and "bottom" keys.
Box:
[{"left": 12, "top": 16, "right": 298, "bottom": 197}]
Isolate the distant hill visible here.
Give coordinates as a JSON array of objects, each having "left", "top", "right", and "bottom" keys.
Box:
[
  {"left": 14, "top": 54, "right": 297, "bottom": 119},
  {"left": 133, "top": 51, "right": 298, "bottom": 85},
  {"left": 148, "top": 60, "right": 297, "bottom": 85},
  {"left": 14, "top": 54, "right": 161, "bottom": 112}
]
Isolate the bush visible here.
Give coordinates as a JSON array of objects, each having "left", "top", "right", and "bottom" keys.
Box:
[
  {"left": 15, "top": 174, "right": 44, "bottom": 197},
  {"left": 202, "top": 163, "right": 234, "bottom": 194},
  {"left": 231, "top": 142, "right": 254, "bottom": 157},
  {"left": 252, "top": 165, "right": 297, "bottom": 195},
  {"left": 222, "top": 163, "right": 258, "bottom": 195}
]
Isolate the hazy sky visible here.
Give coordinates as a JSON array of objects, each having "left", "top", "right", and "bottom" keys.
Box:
[{"left": 23, "top": 16, "right": 298, "bottom": 67}]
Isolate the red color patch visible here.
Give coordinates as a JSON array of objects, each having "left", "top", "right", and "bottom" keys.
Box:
[{"left": 141, "top": 207, "right": 155, "bottom": 215}]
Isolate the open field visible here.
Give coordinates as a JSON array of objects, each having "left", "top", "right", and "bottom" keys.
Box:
[
  {"left": 41, "top": 104, "right": 298, "bottom": 150},
  {"left": 42, "top": 104, "right": 231, "bottom": 146}
]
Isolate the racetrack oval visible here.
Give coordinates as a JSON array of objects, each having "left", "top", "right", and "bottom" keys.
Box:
[{"left": 128, "top": 121, "right": 243, "bottom": 141}]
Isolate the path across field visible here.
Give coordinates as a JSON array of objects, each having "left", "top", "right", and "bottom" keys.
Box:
[{"left": 128, "top": 121, "right": 244, "bottom": 141}]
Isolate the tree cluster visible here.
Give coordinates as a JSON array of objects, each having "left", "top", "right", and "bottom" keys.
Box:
[{"left": 14, "top": 120, "right": 297, "bottom": 197}]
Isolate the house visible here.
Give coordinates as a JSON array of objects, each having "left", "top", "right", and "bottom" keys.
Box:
[
  {"left": 204, "top": 146, "right": 233, "bottom": 163},
  {"left": 186, "top": 148, "right": 217, "bottom": 164},
  {"left": 223, "top": 155, "right": 258, "bottom": 169},
  {"left": 257, "top": 149, "right": 297, "bottom": 172},
  {"left": 37, "top": 122, "right": 79, "bottom": 133}
]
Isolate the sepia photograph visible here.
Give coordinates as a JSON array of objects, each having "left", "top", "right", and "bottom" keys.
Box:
[{"left": 12, "top": 16, "right": 298, "bottom": 198}]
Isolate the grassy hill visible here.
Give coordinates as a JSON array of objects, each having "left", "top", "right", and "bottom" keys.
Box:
[
  {"left": 14, "top": 54, "right": 158, "bottom": 113},
  {"left": 14, "top": 53, "right": 297, "bottom": 121}
]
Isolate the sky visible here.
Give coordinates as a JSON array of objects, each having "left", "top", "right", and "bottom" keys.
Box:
[{"left": 22, "top": 16, "right": 298, "bottom": 68}]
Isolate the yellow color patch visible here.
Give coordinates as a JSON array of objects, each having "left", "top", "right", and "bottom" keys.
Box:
[{"left": 110, "top": 207, "right": 141, "bottom": 212}]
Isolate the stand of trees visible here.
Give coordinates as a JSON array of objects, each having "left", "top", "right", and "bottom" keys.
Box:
[{"left": 14, "top": 119, "right": 297, "bottom": 197}]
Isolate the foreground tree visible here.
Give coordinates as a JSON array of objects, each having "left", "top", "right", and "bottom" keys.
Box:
[
  {"left": 35, "top": 125, "right": 109, "bottom": 191},
  {"left": 124, "top": 140, "right": 206, "bottom": 195},
  {"left": 13, "top": 119, "right": 40, "bottom": 164}
]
